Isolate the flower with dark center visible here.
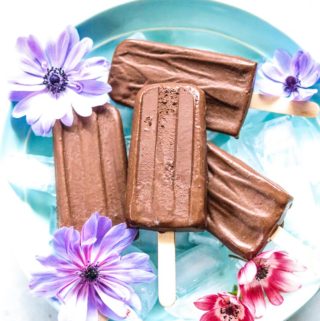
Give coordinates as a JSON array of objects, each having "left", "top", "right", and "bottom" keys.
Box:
[
  {"left": 43, "top": 67, "right": 68, "bottom": 94},
  {"left": 238, "top": 250, "right": 306, "bottom": 318},
  {"left": 29, "top": 213, "right": 156, "bottom": 321},
  {"left": 81, "top": 264, "right": 99, "bottom": 282},
  {"left": 10, "top": 25, "right": 111, "bottom": 136},
  {"left": 284, "top": 76, "right": 300, "bottom": 94},
  {"left": 194, "top": 293, "right": 254, "bottom": 321},
  {"left": 256, "top": 49, "right": 319, "bottom": 101}
]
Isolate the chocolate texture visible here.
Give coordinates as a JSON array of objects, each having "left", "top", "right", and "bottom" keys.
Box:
[
  {"left": 109, "top": 40, "right": 257, "bottom": 137},
  {"left": 54, "top": 104, "right": 127, "bottom": 230},
  {"left": 206, "top": 143, "right": 293, "bottom": 260},
  {"left": 126, "top": 83, "right": 207, "bottom": 231}
]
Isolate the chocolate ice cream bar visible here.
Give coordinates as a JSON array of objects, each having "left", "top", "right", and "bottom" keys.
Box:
[
  {"left": 53, "top": 104, "right": 127, "bottom": 230},
  {"left": 206, "top": 143, "right": 293, "bottom": 260},
  {"left": 126, "top": 83, "right": 207, "bottom": 231},
  {"left": 109, "top": 40, "right": 257, "bottom": 137}
]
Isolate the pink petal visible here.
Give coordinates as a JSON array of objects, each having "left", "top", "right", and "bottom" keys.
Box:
[
  {"left": 268, "top": 252, "right": 306, "bottom": 272},
  {"left": 268, "top": 269, "right": 302, "bottom": 292},
  {"left": 264, "top": 285, "right": 284, "bottom": 306},
  {"left": 240, "top": 283, "right": 266, "bottom": 318},
  {"left": 194, "top": 294, "right": 219, "bottom": 311},
  {"left": 200, "top": 311, "right": 219, "bottom": 321},
  {"left": 238, "top": 261, "right": 257, "bottom": 285}
]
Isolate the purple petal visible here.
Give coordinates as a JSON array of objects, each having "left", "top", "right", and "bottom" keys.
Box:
[
  {"left": 94, "top": 224, "right": 137, "bottom": 263},
  {"left": 255, "top": 78, "right": 285, "bottom": 97},
  {"left": 260, "top": 62, "right": 285, "bottom": 82},
  {"left": 292, "top": 88, "right": 318, "bottom": 101},
  {"left": 10, "top": 91, "right": 34, "bottom": 102},
  {"left": 102, "top": 265, "right": 155, "bottom": 284},
  {"left": 98, "top": 279, "right": 132, "bottom": 302},
  {"left": 19, "top": 57, "right": 46, "bottom": 76},
  {"left": 16, "top": 36, "right": 47, "bottom": 72},
  {"left": 12, "top": 74, "right": 44, "bottom": 86},
  {"left": 95, "top": 215, "right": 112, "bottom": 245},
  {"left": 10, "top": 82, "right": 45, "bottom": 92},
  {"left": 11, "top": 91, "right": 45, "bottom": 118},
  {"left": 69, "top": 57, "right": 110, "bottom": 81},
  {"left": 52, "top": 227, "right": 84, "bottom": 267},
  {"left": 58, "top": 284, "right": 90, "bottom": 321},
  {"left": 30, "top": 272, "right": 78, "bottom": 298},
  {"left": 97, "top": 299, "right": 128, "bottom": 321},
  {"left": 300, "top": 65, "right": 320, "bottom": 87},
  {"left": 95, "top": 286, "right": 130, "bottom": 319},
  {"left": 63, "top": 38, "right": 93, "bottom": 72},
  {"left": 273, "top": 49, "right": 292, "bottom": 74},
  {"left": 81, "top": 212, "right": 99, "bottom": 246},
  {"left": 31, "top": 115, "right": 55, "bottom": 136},
  {"left": 45, "top": 41, "right": 59, "bottom": 67},
  {"left": 60, "top": 107, "right": 74, "bottom": 127},
  {"left": 118, "top": 252, "right": 153, "bottom": 271},
  {"left": 291, "top": 50, "right": 309, "bottom": 76},
  {"left": 36, "top": 254, "right": 67, "bottom": 267},
  {"left": 54, "top": 26, "right": 79, "bottom": 68},
  {"left": 27, "top": 35, "right": 47, "bottom": 67},
  {"left": 72, "top": 80, "right": 111, "bottom": 95}
]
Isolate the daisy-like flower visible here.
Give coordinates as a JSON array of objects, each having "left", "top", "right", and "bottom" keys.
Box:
[
  {"left": 194, "top": 292, "right": 254, "bottom": 321},
  {"left": 10, "top": 26, "right": 111, "bottom": 136},
  {"left": 256, "top": 49, "right": 320, "bottom": 101},
  {"left": 238, "top": 250, "right": 305, "bottom": 318},
  {"left": 29, "top": 213, "right": 155, "bottom": 321}
]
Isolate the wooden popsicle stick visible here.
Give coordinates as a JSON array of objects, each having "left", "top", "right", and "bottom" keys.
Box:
[
  {"left": 250, "top": 93, "right": 320, "bottom": 117},
  {"left": 98, "top": 315, "right": 108, "bottom": 321},
  {"left": 158, "top": 231, "right": 176, "bottom": 307},
  {"left": 270, "top": 226, "right": 320, "bottom": 275}
]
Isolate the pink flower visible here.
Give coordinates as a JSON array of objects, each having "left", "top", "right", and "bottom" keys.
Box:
[
  {"left": 238, "top": 250, "right": 305, "bottom": 318},
  {"left": 194, "top": 293, "right": 254, "bottom": 321}
]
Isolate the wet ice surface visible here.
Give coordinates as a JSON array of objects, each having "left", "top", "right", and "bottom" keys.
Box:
[{"left": 4, "top": 112, "right": 320, "bottom": 320}]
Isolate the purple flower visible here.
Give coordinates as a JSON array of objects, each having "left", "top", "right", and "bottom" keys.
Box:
[
  {"left": 10, "top": 26, "right": 111, "bottom": 136},
  {"left": 30, "top": 213, "right": 155, "bottom": 321},
  {"left": 256, "top": 49, "right": 320, "bottom": 101}
]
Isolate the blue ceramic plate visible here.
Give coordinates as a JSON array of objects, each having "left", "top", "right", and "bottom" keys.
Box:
[{"left": 1, "top": 1, "right": 319, "bottom": 320}]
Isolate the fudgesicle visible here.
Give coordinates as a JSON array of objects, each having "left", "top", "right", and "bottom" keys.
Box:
[
  {"left": 109, "top": 40, "right": 257, "bottom": 137},
  {"left": 206, "top": 143, "right": 293, "bottom": 260},
  {"left": 53, "top": 104, "right": 127, "bottom": 230},
  {"left": 126, "top": 83, "right": 207, "bottom": 231}
]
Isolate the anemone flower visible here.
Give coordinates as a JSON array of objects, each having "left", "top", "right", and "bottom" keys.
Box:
[
  {"left": 256, "top": 49, "right": 320, "bottom": 101},
  {"left": 29, "top": 213, "right": 155, "bottom": 321},
  {"left": 238, "top": 250, "right": 305, "bottom": 318},
  {"left": 10, "top": 25, "right": 111, "bottom": 136},
  {"left": 194, "top": 292, "right": 254, "bottom": 321}
]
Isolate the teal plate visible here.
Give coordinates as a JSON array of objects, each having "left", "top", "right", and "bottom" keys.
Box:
[{"left": 1, "top": 0, "right": 319, "bottom": 320}]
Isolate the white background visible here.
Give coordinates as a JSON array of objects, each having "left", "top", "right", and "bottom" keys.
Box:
[{"left": 0, "top": 1, "right": 319, "bottom": 320}]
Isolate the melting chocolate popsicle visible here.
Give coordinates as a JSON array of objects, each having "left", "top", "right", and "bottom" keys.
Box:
[
  {"left": 126, "top": 83, "right": 207, "bottom": 231},
  {"left": 126, "top": 83, "right": 207, "bottom": 306},
  {"left": 109, "top": 40, "right": 257, "bottom": 137},
  {"left": 206, "top": 142, "right": 293, "bottom": 260},
  {"left": 53, "top": 104, "right": 127, "bottom": 230}
]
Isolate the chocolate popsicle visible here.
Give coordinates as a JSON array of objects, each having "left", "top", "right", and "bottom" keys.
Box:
[
  {"left": 126, "top": 83, "right": 207, "bottom": 231},
  {"left": 53, "top": 104, "right": 127, "bottom": 230},
  {"left": 206, "top": 142, "right": 293, "bottom": 260},
  {"left": 109, "top": 40, "right": 257, "bottom": 137}
]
